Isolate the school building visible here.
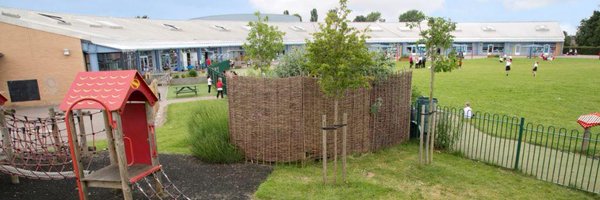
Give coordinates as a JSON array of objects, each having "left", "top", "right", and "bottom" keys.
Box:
[{"left": 0, "top": 7, "right": 564, "bottom": 107}]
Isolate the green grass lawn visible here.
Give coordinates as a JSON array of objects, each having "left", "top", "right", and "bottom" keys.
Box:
[
  {"left": 255, "top": 141, "right": 599, "bottom": 199},
  {"left": 405, "top": 58, "right": 600, "bottom": 132},
  {"left": 166, "top": 84, "right": 212, "bottom": 100},
  {"left": 154, "top": 99, "right": 229, "bottom": 154}
]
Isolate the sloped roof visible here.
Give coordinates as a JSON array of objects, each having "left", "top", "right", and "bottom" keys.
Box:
[
  {"left": 0, "top": 93, "right": 7, "bottom": 105},
  {"left": 59, "top": 70, "right": 157, "bottom": 112},
  {"left": 0, "top": 7, "right": 565, "bottom": 51}
]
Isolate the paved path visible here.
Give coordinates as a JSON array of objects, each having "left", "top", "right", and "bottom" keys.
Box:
[
  {"left": 154, "top": 85, "right": 222, "bottom": 127},
  {"left": 444, "top": 116, "right": 600, "bottom": 194}
]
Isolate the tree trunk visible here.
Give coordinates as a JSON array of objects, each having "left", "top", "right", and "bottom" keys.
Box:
[
  {"left": 427, "top": 52, "right": 436, "bottom": 164},
  {"left": 333, "top": 99, "right": 338, "bottom": 184}
]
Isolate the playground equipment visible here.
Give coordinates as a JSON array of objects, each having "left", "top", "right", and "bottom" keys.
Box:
[
  {"left": 1, "top": 93, "right": 106, "bottom": 184},
  {"left": 59, "top": 70, "right": 188, "bottom": 200}
]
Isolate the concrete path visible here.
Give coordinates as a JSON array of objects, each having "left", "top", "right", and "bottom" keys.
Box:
[
  {"left": 444, "top": 117, "right": 600, "bottom": 194},
  {"left": 154, "top": 85, "right": 223, "bottom": 127}
]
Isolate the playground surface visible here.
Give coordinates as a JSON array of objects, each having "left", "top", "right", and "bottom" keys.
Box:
[{"left": 0, "top": 153, "right": 272, "bottom": 200}]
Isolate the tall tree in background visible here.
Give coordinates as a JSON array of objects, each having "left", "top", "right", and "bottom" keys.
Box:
[
  {"left": 366, "top": 12, "right": 382, "bottom": 22},
  {"left": 353, "top": 12, "right": 382, "bottom": 22},
  {"left": 575, "top": 10, "right": 600, "bottom": 46},
  {"left": 283, "top": 10, "right": 290, "bottom": 15},
  {"left": 310, "top": 8, "right": 318, "bottom": 22},
  {"left": 417, "top": 17, "right": 458, "bottom": 165},
  {"left": 243, "top": 12, "right": 285, "bottom": 72},
  {"left": 399, "top": 10, "right": 426, "bottom": 22},
  {"left": 293, "top": 13, "right": 302, "bottom": 22},
  {"left": 563, "top": 31, "right": 572, "bottom": 46}
]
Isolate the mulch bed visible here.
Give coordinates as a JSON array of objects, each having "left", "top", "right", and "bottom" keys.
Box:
[{"left": 0, "top": 154, "right": 273, "bottom": 200}]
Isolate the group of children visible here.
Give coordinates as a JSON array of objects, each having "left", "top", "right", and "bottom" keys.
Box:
[
  {"left": 207, "top": 75, "right": 224, "bottom": 98},
  {"left": 408, "top": 54, "right": 427, "bottom": 68},
  {"left": 500, "top": 55, "right": 539, "bottom": 77}
]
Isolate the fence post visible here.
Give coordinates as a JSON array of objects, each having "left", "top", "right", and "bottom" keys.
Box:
[{"left": 514, "top": 117, "right": 525, "bottom": 170}]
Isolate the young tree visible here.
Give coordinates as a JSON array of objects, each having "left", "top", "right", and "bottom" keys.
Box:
[
  {"left": 305, "top": 0, "right": 374, "bottom": 183},
  {"left": 353, "top": 15, "right": 367, "bottom": 22},
  {"left": 310, "top": 8, "right": 318, "bottom": 22},
  {"left": 418, "top": 17, "right": 458, "bottom": 165},
  {"left": 243, "top": 12, "right": 286, "bottom": 72},
  {"left": 283, "top": 10, "right": 290, "bottom": 15},
  {"left": 398, "top": 10, "right": 425, "bottom": 22},
  {"left": 293, "top": 13, "right": 302, "bottom": 22}
]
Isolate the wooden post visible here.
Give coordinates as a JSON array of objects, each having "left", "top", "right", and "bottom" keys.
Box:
[
  {"left": 102, "top": 110, "right": 118, "bottom": 165},
  {"left": 419, "top": 105, "right": 425, "bottom": 164},
  {"left": 76, "top": 110, "right": 88, "bottom": 156},
  {"left": 0, "top": 109, "right": 19, "bottom": 184},
  {"left": 67, "top": 113, "right": 89, "bottom": 200},
  {"left": 146, "top": 103, "right": 164, "bottom": 195},
  {"left": 333, "top": 100, "right": 338, "bottom": 184},
  {"left": 48, "top": 108, "right": 62, "bottom": 154},
  {"left": 322, "top": 115, "right": 327, "bottom": 184},
  {"left": 429, "top": 107, "right": 438, "bottom": 164},
  {"left": 342, "top": 113, "right": 348, "bottom": 183},
  {"left": 111, "top": 112, "right": 133, "bottom": 200}
]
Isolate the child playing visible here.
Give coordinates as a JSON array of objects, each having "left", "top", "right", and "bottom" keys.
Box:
[
  {"left": 532, "top": 61, "right": 538, "bottom": 77},
  {"left": 505, "top": 58, "right": 512, "bottom": 76}
]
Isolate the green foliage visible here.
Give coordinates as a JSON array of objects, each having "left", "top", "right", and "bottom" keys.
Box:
[
  {"left": 274, "top": 49, "right": 309, "bottom": 77},
  {"left": 310, "top": 8, "right": 318, "bottom": 22},
  {"left": 353, "top": 12, "right": 382, "bottom": 22},
  {"left": 367, "top": 50, "right": 395, "bottom": 82},
  {"left": 576, "top": 10, "right": 600, "bottom": 46},
  {"left": 187, "top": 69, "right": 198, "bottom": 77},
  {"left": 563, "top": 46, "right": 600, "bottom": 55},
  {"left": 188, "top": 102, "right": 243, "bottom": 163},
  {"left": 563, "top": 31, "right": 572, "bottom": 46},
  {"left": 305, "top": 0, "right": 374, "bottom": 98},
  {"left": 293, "top": 13, "right": 302, "bottom": 22},
  {"left": 411, "top": 86, "right": 423, "bottom": 104},
  {"left": 283, "top": 10, "right": 289, "bottom": 15},
  {"left": 172, "top": 74, "right": 180, "bottom": 79},
  {"left": 398, "top": 9, "right": 426, "bottom": 22},
  {"left": 243, "top": 12, "right": 286, "bottom": 72},
  {"left": 370, "top": 97, "right": 383, "bottom": 114},
  {"left": 353, "top": 15, "right": 367, "bottom": 22},
  {"left": 434, "top": 115, "right": 461, "bottom": 151}
]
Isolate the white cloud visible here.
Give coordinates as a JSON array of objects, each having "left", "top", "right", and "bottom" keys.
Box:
[
  {"left": 560, "top": 23, "right": 577, "bottom": 35},
  {"left": 248, "top": 0, "right": 445, "bottom": 22},
  {"left": 502, "top": 0, "right": 560, "bottom": 10}
]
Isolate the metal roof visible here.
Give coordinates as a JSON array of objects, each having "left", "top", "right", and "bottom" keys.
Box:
[{"left": 0, "top": 7, "right": 565, "bottom": 51}]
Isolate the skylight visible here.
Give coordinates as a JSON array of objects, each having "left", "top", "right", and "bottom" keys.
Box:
[
  {"left": 39, "top": 13, "right": 70, "bottom": 25},
  {"left": 212, "top": 25, "right": 230, "bottom": 31},
  {"left": 76, "top": 19, "right": 102, "bottom": 28},
  {"left": 535, "top": 25, "right": 549, "bottom": 32},
  {"left": 369, "top": 26, "right": 383, "bottom": 32},
  {"left": 481, "top": 25, "right": 495, "bottom": 32},
  {"left": 1, "top": 11, "right": 20, "bottom": 18},
  {"left": 290, "top": 25, "right": 305, "bottom": 32},
  {"left": 97, "top": 20, "right": 123, "bottom": 29},
  {"left": 163, "top": 23, "right": 182, "bottom": 31}
]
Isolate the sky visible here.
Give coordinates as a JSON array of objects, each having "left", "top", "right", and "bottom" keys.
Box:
[{"left": 0, "top": 0, "right": 597, "bottom": 35}]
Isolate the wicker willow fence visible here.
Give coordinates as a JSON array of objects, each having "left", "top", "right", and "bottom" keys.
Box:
[{"left": 227, "top": 72, "right": 412, "bottom": 162}]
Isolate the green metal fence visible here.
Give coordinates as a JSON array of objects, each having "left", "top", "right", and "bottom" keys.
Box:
[
  {"left": 417, "top": 105, "right": 600, "bottom": 194},
  {"left": 207, "top": 60, "right": 230, "bottom": 94}
]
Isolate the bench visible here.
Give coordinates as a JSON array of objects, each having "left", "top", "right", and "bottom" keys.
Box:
[{"left": 174, "top": 85, "right": 198, "bottom": 97}]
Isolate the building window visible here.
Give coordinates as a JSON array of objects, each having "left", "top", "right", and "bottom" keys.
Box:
[
  {"left": 7, "top": 79, "right": 40, "bottom": 102},
  {"left": 98, "top": 52, "right": 136, "bottom": 71}
]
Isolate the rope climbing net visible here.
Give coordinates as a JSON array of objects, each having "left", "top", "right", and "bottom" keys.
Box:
[{"left": 0, "top": 109, "right": 104, "bottom": 180}]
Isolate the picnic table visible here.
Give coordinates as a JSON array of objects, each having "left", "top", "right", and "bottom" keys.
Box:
[{"left": 174, "top": 85, "right": 198, "bottom": 97}]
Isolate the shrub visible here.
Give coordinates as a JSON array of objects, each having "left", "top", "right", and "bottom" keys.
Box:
[
  {"left": 188, "top": 69, "right": 198, "bottom": 77},
  {"left": 181, "top": 73, "right": 187, "bottom": 78},
  {"left": 188, "top": 102, "right": 243, "bottom": 163},
  {"left": 411, "top": 86, "right": 423, "bottom": 105},
  {"left": 274, "top": 49, "right": 309, "bottom": 78},
  {"left": 172, "top": 74, "right": 180, "bottom": 79},
  {"left": 367, "top": 50, "right": 395, "bottom": 83},
  {"left": 434, "top": 113, "right": 461, "bottom": 151}
]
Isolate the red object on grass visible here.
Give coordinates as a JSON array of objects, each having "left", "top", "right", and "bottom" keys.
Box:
[
  {"left": 577, "top": 113, "right": 600, "bottom": 129},
  {"left": 0, "top": 93, "right": 6, "bottom": 105},
  {"left": 59, "top": 70, "right": 157, "bottom": 112}
]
